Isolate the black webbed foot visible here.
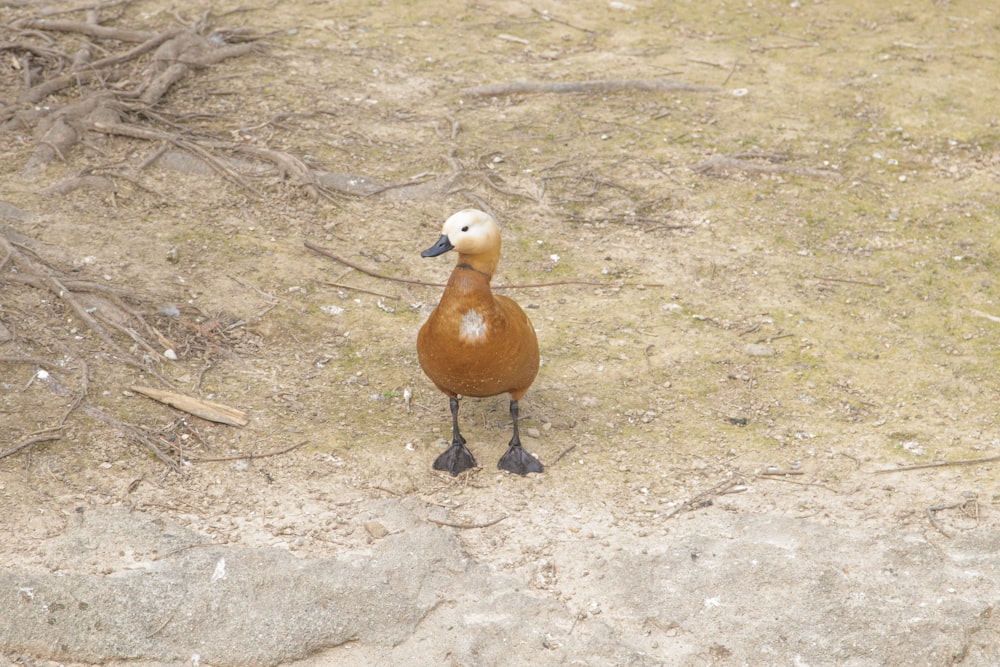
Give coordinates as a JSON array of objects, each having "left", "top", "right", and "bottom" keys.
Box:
[
  {"left": 433, "top": 397, "right": 478, "bottom": 475},
  {"left": 498, "top": 444, "right": 543, "bottom": 475},
  {"left": 497, "top": 398, "right": 543, "bottom": 475},
  {"left": 433, "top": 442, "right": 477, "bottom": 476}
]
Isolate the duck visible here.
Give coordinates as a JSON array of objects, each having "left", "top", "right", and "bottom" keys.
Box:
[{"left": 417, "top": 209, "right": 543, "bottom": 476}]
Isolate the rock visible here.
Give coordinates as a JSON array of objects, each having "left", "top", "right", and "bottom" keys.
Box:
[{"left": 363, "top": 520, "right": 389, "bottom": 539}]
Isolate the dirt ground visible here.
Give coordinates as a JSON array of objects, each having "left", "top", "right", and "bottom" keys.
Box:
[{"left": 2, "top": 1, "right": 999, "bottom": 665}]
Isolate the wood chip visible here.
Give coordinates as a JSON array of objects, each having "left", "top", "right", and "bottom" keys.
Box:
[{"left": 130, "top": 385, "right": 248, "bottom": 426}]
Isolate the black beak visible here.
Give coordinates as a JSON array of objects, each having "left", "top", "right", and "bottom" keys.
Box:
[{"left": 421, "top": 234, "right": 454, "bottom": 257}]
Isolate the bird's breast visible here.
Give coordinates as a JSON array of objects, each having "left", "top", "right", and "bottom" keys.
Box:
[{"left": 459, "top": 309, "right": 487, "bottom": 343}]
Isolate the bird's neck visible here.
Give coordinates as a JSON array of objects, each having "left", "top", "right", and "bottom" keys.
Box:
[
  {"left": 455, "top": 249, "right": 499, "bottom": 280},
  {"left": 446, "top": 261, "right": 495, "bottom": 303}
]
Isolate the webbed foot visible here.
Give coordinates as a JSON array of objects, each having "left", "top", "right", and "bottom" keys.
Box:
[
  {"left": 498, "top": 444, "right": 543, "bottom": 475},
  {"left": 433, "top": 441, "right": 477, "bottom": 476}
]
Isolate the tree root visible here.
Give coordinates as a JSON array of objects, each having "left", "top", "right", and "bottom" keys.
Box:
[
  {"left": 0, "top": 230, "right": 173, "bottom": 385},
  {"left": 3, "top": 7, "right": 484, "bottom": 201},
  {"left": 4, "top": 7, "right": 269, "bottom": 188}
]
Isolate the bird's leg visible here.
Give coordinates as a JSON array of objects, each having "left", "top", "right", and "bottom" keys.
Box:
[
  {"left": 433, "top": 396, "right": 477, "bottom": 475},
  {"left": 498, "top": 399, "right": 543, "bottom": 475}
]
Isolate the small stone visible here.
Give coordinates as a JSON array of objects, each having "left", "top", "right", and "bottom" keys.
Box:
[
  {"left": 745, "top": 343, "right": 776, "bottom": 357},
  {"left": 526, "top": 427, "right": 541, "bottom": 438},
  {"left": 363, "top": 521, "right": 389, "bottom": 539},
  {"left": 157, "top": 304, "right": 181, "bottom": 318}
]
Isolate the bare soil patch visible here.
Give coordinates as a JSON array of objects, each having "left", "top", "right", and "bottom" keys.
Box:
[{"left": 2, "top": 1, "right": 998, "bottom": 665}]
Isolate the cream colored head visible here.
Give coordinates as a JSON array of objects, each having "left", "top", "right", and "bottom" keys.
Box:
[{"left": 440, "top": 209, "right": 501, "bottom": 256}]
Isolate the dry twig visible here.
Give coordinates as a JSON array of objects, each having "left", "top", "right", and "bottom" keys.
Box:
[
  {"left": 926, "top": 496, "right": 979, "bottom": 538},
  {"left": 152, "top": 542, "right": 222, "bottom": 561},
  {"left": 0, "top": 432, "right": 62, "bottom": 459},
  {"left": 182, "top": 440, "right": 307, "bottom": 463},
  {"left": 426, "top": 514, "right": 508, "bottom": 529},
  {"left": 874, "top": 454, "right": 1000, "bottom": 474},
  {"left": 304, "top": 241, "right": 662, "bottom": 289},
  {"left": 0, "top": 232, "right": 172, "bottom": 384},
  {"left": 814, "top": 274, "right": 886, "bottom": 289},
  {"left": 13, "top": 18, "right": 156, "bottom": 43},
  {"left": 663, "top": 476, "right": 746, "bottom": 520},
  {"left": 83, "top": 405, "right": 182, "bottom": 472},
  {"left": 550, "top": 443, "right": 577, "bottom": 466},
  {"left": 461, "top": 79, "right": 725, "bottom": 97},
  {"left": 692, "top": 155, "right": 841, "bottom": 179},
  {"left": 0, "top": 234, "right": 133, "bottom": 361}
]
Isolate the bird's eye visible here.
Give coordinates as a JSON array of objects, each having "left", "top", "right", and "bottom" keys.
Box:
[{"left": 461, "top": 226, "right": 469, "bottom": 232}]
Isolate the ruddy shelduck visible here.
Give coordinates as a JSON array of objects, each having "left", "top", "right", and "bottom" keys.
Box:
[{"left": 417, "top": 209, "right": 543, "bottom": 476}]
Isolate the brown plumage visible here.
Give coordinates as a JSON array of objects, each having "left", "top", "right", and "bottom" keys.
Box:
[{"left": 417, "top": 209, "right": 543, "bottom": 475}]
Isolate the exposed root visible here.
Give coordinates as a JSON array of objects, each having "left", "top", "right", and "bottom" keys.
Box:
[
  {"left": 3, "top": 7, "right": 275, "bottom": 191},
  {"left": 0, "top": 232, "right": 137, "bottom": 364},
  {"left": 3, "top": 7, "right": 453, "bottom": 202}
]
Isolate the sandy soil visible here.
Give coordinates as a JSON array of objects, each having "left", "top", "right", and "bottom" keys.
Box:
[{"left": 2, "top": 1, "right": 999, "bottom": 665}]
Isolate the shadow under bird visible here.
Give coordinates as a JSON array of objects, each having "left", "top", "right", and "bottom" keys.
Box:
[{"left": 417, "top": 209, "right": 543, "bottom": 476}]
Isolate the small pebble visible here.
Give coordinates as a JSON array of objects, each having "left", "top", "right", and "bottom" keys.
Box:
[
  {"left": 157, "top": 304, "right": 181, "bottom": 318},
  {"left": 745, "top": 343, "right": 776, "bottom": 357},
  {"left": 363, "top": 521, "right": 389, "bottom": 539}
]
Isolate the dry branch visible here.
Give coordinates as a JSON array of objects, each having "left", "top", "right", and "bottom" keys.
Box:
[
  {"left": 813, "top": 274, "right": 886, "bottom": 289},
  {"left": 129, "top": 385, "right": 249, "bottom": 427},
  {"left": 13, "top": 18, "right": 156, "bottom": 43},
  {"left": 461, "top": 78, "right": 726, "bottom": 97},
  {"left": 0, "top": 233, "right": 131, "bottom": 360},
  {"left": 40, "top": 174, "right": 116, "bottom": 196},
  {"left": 874, "top": 454, "right": 1000, "bottom": 474},
  {"left": 550, "top": 443, "right": 577, "bottom": 466},
  {"left": 19, "top": 69, "right": 109, "bottom": 106},
  {"left": 426, "top": 514, "right": 508, "bottom": 529},
  {"left": 663, "top": 476, "right": 746, "bottom": 520},
  {"left": 0, "top": 229, "right": 175, "bottom": 385},
  {"left": 91, "top": 122, "right": 263, "bottom": 194},
  {"left": 304, "top": 241, "right": 662, "bottom": 289},
  {"left": 83, "top": 404, "right": 181, "bottom": 471},
  {"left": 926, "top": 496, "right": 979, "bottom": 538},
  {"left": 692, "top": 155, "right": 842, "bottom": 179},
  {"left": 26, "top": 365, "right": 182, "bottom": 471},
  {"left": 183, "top": 440, "right": 308, "bottom": 462},
  {"left": 0, "top": 432, "right": 62, "bottom": 459}
]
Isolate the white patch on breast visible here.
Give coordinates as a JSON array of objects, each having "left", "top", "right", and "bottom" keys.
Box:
[{"left": 459, "top": 309, "right": 487, "bottom": 342}]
